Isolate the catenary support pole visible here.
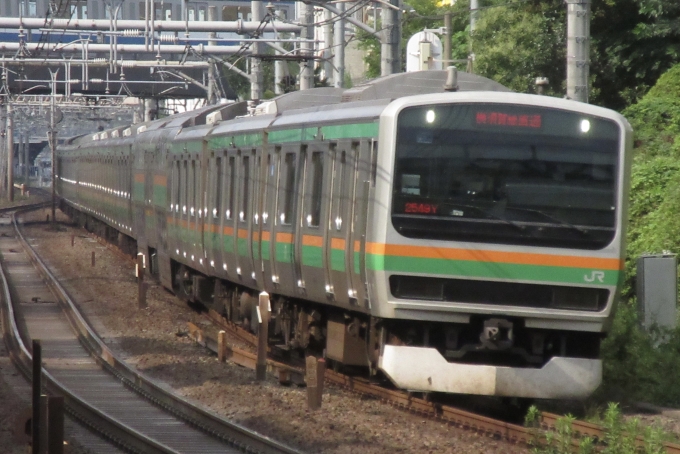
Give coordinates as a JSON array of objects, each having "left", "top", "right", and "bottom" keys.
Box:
[
  {"left": 6, "top": 101, "right": 12, "bottom": 201},
  {"left": 251, "top": 0, "right": 264, "bottom": 102},
  {"left": 333, "top": 2, "right": 345, "bottom": 87},
  {"left": 566, "top": 0, "right": 590, "bottom": 102},
  {"left": 381, "top": 0, "right": 402, "bottom": 76},
  {"left": 299, "top": 1, "right": 314, "bottom": 90}
]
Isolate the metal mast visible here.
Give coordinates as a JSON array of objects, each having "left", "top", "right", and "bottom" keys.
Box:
[{"left": 566, "top": 0, "right": 590, "bottom": 102}]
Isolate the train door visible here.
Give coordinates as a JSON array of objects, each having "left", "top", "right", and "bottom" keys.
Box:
[
  {"left": 328, "top": 143, "right": 352, "bottom": 306},
  {"left": 250, "top": 149, "right": 268, "bottom": 291},
  {"left": 271, "top": 146, "right": 303, "bottom": 297},
  {"left": 299, "top": 145, "right": 331, "bottom": 303},
  {"left": 205, "top": 152, "right": 225, "bottom": 278},
  {"left": 221, "top": 150, "right": 239, "bottom": 280},
  {"left": 235, "top": 149, "right": 257, "bottom": 284},
  {"left": 259, "top": 149, "right": 278, "bottom": 294},
  {"left": 346, "top": 140, "right": 375, "bottom": 309}
]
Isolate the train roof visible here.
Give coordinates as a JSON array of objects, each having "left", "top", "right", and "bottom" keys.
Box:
[{"left": 253, "top": 70, "right": 510, "bottom": 117}]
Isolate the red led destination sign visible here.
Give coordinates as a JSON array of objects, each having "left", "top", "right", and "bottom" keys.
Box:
[{"left": 475, "top": 112, "right": 542, "bottom": 128}]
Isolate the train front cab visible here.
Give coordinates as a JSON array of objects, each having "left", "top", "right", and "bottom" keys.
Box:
[{"left": 371, "top": 92, "right": 632, "bottom": 399}]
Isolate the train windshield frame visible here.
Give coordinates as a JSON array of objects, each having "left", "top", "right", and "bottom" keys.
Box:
[{"left": 391, "top": 103, "right": 622, "bottom": 250}]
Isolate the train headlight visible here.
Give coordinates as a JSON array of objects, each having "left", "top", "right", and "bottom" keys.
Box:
[
  {"left": 580, "top": 119, "right": 591, "bottom": 133},
  {"left": 426, "top": 109, "right": 435, "bottom": 124}
]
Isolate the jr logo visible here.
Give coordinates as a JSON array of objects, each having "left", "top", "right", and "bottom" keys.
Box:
[{"left": 584, "top": 271, "right": 605, "bottom": 283}]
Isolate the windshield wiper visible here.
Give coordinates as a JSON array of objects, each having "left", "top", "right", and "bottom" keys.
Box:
[
  {"left": 504, "top": 206, "right": 591, "bottom": 236},
  {"left": 439, "top": 202, "right": 529, "bottom": 234}
]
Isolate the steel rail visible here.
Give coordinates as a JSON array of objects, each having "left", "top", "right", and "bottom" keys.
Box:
[
  {"left": 0, "top": 203, "right": 177, "bottom": 454},
  {"left": 12, "top": 208, "right": 302, "bottom": 454}
]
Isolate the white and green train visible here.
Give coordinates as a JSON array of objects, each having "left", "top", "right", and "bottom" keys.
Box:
[{"left": 57, "top": 70, "right": 632, "bottom": 399}]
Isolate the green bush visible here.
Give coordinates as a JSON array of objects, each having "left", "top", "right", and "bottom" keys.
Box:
[
  {"left": 525, "top": 403, "right": 666, "bottom": 454},
  {"left": 598, "top": 62, "right": 680, "bottom": 406}
]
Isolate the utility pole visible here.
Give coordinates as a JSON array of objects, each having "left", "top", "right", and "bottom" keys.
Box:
[
  {"left": 207, "top": 6, "right": 217, "bottom": 104},
  {"left": 443, "top": 11, "right": 452, "bottom": 67},
  {"left": 251, "top": 0, "right": 264, "bottom": 101},
  {"left": 299, "top": 1, "right": 314, "bottom": 90},
  {"left": 333, "top": 2, "right": 345, "bottom": 87},
  {"left": 469, "top": 0, "right": 479, "bottom": 73},
  {"left": 566, "top": 0, "right": 590, "bottom": 102},
  {"left": 323, "top": 8, "right": 333, "bottom": 83},
  {"left": 380, "top": 0, "right": 402, "bottom": 76},
  {"left": 6, "top": 101, "right": 12, "bottom": 202},
  {"left": 49, "top": 69, "right": 57, "bottom": 224}
]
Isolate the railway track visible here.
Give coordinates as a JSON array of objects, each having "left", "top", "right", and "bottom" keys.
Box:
[
  {"left": 1, "top": 203, "right": 302, "bottom": 454},
  {"left": 202, "top": 311, "right": 680, "bottom": 453}
]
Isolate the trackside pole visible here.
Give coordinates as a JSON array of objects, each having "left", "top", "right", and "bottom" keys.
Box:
[
  {"left": 256, "top": 292, "right": 270, "bottom": 381},
  {"left": 32, "top": 340, "right": 41, "bottom": 454},
  {"left": 47, "top": 396, "right": 64, "bottom": 454},
  {"left": 306, "top": 357, "right": 326, "bottom": 410},
  {"left": 137, "top": 253, "right": 147, "bottom": 309}
]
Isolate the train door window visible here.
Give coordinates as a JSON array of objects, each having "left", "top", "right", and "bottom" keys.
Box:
[
  {"left": 214, "top": 157, "right": 223, "bottom": 218},
  {"left": 182, "top": 160, "right": 188, "bottom": 215},
  {"left": 332, "top": 150, "right": 348, "bottom": 231},
  {"left": 307, "top": 152, "right": 324, "bottom": 228},
  {"left": 226, "top": 156, "right": 235, "bottom": 220},
  {"left": 280, "top": 153, "right": 296, "bottom": 225},
  {"left": 188, "top": 7, "right": 195, "bottom": 21},
  {"left": 172, "top": 160, "right": 180, "bottom": 210},
  {"left": 190, "top": 160, "right": 197, "bottom": 216},
  {"left": 198, "top": 6, "right": 206, "bottom": 20},
  {"left": 263, "top": 153, "right": 274, "bottom": 224},
  {"left": 240, "top": 155, "right": 250, "bottom": 222}
]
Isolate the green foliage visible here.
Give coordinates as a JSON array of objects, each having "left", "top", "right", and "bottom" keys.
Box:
[
  {"left": 525, "top": 403, "right": 666, "bottom": 454},
  {"left": 472, "top": 0, "right": 566, "bottom": 96},
  {"left": 597, "top": 62, "right": 680, "bottom": 406}
]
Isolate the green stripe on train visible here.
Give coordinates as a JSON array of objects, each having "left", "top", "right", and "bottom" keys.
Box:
[
  {"left": 367, "top": 254, "right": 620, "bottom": 286},
  {"left": 321, "top": 122, "right": 378, "bottom": 140}
]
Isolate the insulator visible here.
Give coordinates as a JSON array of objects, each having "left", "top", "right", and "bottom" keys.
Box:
[
  {"left": 159, "top": 34, "right": 178, "bottom": 43},
  {"left": 122, "top": 29, "right": 141, "bottom": 37},
  {"left": 92, "top": 58, "right": 107, "bottom": 63},
  {"left": 121, "top": 61, "right": 135, "bottom": 68},
  {"left": 89, "top": 78, "right": 104, "bottom": 83}
]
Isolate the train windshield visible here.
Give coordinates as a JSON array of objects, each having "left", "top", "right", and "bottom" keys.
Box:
[{"left": 392, "top": 103, "right": 621, "bottom": 249}]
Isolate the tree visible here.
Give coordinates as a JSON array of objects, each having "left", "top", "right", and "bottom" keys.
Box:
[{"left": 472, "top": 0, "right": 565, "bottom": 96}]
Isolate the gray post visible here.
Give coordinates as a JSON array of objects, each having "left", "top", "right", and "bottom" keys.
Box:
[
  {"left": 333, "top": 2, "right": 345, "bottom": 87},
  {"left": 49, "top": 70, "right": 57, "bottom": 224},
  {"left": 256, "top": 292, "right": 270, "bottom": 380},
  {"left": 6, "top": 102, "right": 13, "bottom": 201},
  {"left": 24, "top": 132, "right": 29, "bottom": 184},
  {"left": 299, "top": 1, "right": 314, "bottom": 90},
  {"left": 566, "top": 0, "right": 590, "bottom": 103},
  {"left": 323, "top": 8, "right": 333, "bottom": 84},
  {"left": 444, "top": 11, "right": 452, "bottom": 67},
  {"left": 274, "top": 9, "right": 285, "bottom": 95},
  {"left": 207, "top": 6, "right": 217, "bottom": 104},
  {"left": 251, "top": 0, "right": 264, "bottom": 101},
  {"left": 380, "top": 0, "right": 402, "bottom": 76}
]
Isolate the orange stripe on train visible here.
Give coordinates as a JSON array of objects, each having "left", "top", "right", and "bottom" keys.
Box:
[{"left": 365, "top": 243, "right": 622, "bottom": 270}]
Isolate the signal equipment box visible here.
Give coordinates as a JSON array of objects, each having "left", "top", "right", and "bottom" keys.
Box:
[{"left": 636, "top": 254, "right": 678, "bottom": 331}]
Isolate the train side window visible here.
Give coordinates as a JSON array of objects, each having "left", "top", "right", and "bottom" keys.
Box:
[
  {"left": 226, "top": 156, "right": 235, "bottom": 220},
  {"left": 214, "top": 157, "right": 222, "bottom": 218},
  {"left": 172, "top": 160, "right": 180, "bottom": 209},
  {"left": 307, "top": 152, "right": 324, "bottom": 228},
  {"left": 280, "top": 153, "right": 296, "bottom": 225},
  {"left": 240, "top": 155, "right": 250, "bottom": 222}
]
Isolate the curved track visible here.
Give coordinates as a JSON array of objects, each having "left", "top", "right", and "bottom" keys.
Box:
[{"left": 1, "top": 204, "right": 302, "bottom": 454}]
